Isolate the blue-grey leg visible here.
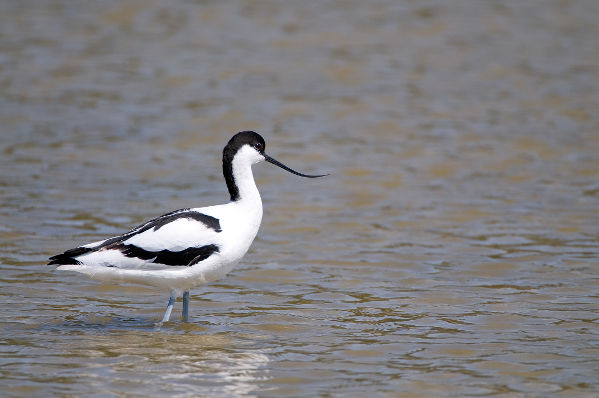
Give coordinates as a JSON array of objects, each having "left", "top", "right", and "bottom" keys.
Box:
[
  {"left": 182, "top": 291, "right": 190, "bottom": 322},
  {"left": 160, "top": 293, "right": 176, "bottom": 324}
]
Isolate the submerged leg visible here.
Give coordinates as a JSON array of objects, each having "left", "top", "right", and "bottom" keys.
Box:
[
  {"left": 160, "top": 293, "right": 176, "bottom": 325},
  {"left": 182, "top": 291, "right": 190, "bottom": 322}
]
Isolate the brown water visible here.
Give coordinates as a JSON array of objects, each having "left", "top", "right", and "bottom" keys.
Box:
[{"left": 1, "top": 1, "right": 599, "bottom": 397}]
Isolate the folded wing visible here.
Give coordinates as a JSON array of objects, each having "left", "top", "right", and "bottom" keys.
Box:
[{"left": 48, "top": 209, "right": 222, "bottom": 268}]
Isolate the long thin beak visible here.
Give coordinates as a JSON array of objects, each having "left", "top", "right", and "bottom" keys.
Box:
[{"left": 264, "top": 154, "right": 328, "bottom": 178}]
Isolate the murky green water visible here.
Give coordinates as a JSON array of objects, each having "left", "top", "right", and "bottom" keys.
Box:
[{"left": 2, "top": 1, "right": 599, "bottom": 396}]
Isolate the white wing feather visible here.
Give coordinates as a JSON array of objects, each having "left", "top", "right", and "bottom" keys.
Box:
[{"left": 124, "top": 217, "right": 220, "bottom": 251}]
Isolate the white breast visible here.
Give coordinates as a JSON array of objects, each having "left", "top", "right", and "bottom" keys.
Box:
[{"left": 200, "top": 198, "right": 263, "bottom": 266}]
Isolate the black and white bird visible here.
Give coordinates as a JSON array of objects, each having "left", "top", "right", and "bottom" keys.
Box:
[{"left": 49, "top": 131, "right": 326, "bottom": 324}]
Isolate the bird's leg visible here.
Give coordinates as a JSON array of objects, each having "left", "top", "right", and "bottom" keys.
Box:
[
  {"left": 158, "top": 293, "right": 176, "bottom": 327},
  {"left": 182, "top": 291, "right": 190, "bottom": 322}
]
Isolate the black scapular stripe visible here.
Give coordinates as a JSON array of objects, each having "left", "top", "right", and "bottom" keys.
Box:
[
  {"left": 118, "top": 244, "right": 219, "bottom": 266},
  {"left": 128, "top": 209, "right": 222, "bottom": 235},
  {"left": 160, "top": 212, "right": 221, "bottom": 232}
]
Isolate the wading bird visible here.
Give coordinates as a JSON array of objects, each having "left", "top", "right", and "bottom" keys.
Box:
[{"left": 49, "top": 131, "right": 327, "bottom": 325}]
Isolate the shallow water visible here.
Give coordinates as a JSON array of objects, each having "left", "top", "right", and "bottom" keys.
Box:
[{"left": 1, "top": 1, "right": 599, "bottom": 397}]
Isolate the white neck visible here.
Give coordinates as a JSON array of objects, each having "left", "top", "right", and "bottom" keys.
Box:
[{"left": 232, "top": 158, "right": 261, "bottom": 206}]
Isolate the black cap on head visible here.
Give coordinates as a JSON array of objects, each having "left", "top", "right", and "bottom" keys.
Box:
[{"left": 224, "top": 131, "right": 265, "bottom": 158}]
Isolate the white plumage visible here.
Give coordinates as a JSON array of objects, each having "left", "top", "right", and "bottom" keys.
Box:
[{"left": 49, "top": 131, "right": 326, "bottom": 324}]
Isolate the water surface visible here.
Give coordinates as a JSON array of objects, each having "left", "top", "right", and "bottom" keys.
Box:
[{"left": 1, "top": 1, "right": 598, "bottom": 397}]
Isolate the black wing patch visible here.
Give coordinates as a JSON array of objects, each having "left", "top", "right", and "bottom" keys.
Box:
[
  {"left": 117, "top": 243, "right": 219, "bottom": 266},
  {"left": 48, "top": 247, "right": 93, "bottom": 265},
  {"left": 48, "top": 209, "right": 221, "bottom": 265}
]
